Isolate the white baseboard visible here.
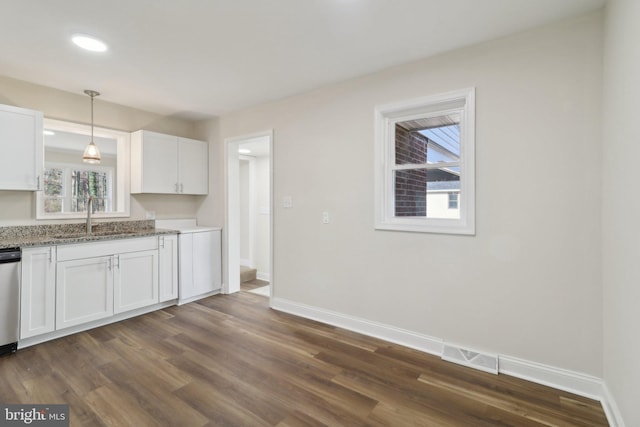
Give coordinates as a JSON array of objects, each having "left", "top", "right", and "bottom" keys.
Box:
[
  {"left": 257, "top": 271, "right": 271, "bottom": 282},
  {"left": 270, "top": 297, "right": 623, "bottom": 427},
  {"left": 498, "top": 355, "right": 603, "bottom": 400},
  {"left": 601, "top": 383, "right": 626, "bottom": 427},
  {"left": 271, "top": 297, "right": 443, "bottom": 356}
]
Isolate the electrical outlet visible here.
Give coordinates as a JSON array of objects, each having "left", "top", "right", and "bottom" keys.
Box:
[
  {"left": 145, "top": 211, "right": 156, "bottom": 220},
  {"left": 322, "top": 211, "right": 330, "bottom": 224},
  {"left": 283, "top": 196, "right": 293, "bottom": 208}
]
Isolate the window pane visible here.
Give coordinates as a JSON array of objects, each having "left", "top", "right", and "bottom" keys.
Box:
[
  {"left": 44, "top": 198, "right": 63, "bottom": 213},
  {"left": 395, "top": 124, "right": 428, "bottom": 166},
  {"left": 44, "top": 168, "right": 63, "bottom": 196},
  {"left": 427, "top": 170, "right": 460, "bottom": 219},
  {"left": 394, "top": 168, "right": 460, "bottom": 219},
  {"left": 395, "top": 114, "right": 460, "bottom": 166},
  {"left": 394, "top": 169, "right": 428, "bottom": 216},
  {"left": 71, "top": 170, "right": 111, "bottom": 213}
]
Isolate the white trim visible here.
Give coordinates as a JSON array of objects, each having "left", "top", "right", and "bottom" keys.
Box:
[
  {"left": 271, "top": 297, "right": 443, "bottom": 356},
  {"left": 374, "top": 87, "right": 475, "bottom": 235},
  {"left": 498, "top": 355, "right": 603, "bottom": 400},
  {"left": 601, "top": 383, "right": 626, "bottom": 427},
  {"left": 271, "top": 296, "right": 622, "bottom": 427}
]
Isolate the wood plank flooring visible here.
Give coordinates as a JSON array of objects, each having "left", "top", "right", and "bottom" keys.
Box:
[{"left": 0, "top": 288, "right": 608, "bottom": 426}]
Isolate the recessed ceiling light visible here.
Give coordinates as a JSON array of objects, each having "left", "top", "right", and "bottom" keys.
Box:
[
  {"left": 238, "top": 148, "right": 251, "bottom": 154},
  {"left": 43, "top": 130, "right": 55, "bottom": 136},
  {"left": 72, "top": 34, "right": 108, "bottom": 52}
]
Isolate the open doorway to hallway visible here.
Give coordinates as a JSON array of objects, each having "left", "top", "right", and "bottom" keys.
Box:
[{"left": 225, "top": 131, "right": 272, "bottom": 298}]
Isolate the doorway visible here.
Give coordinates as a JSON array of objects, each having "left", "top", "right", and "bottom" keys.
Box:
[{"left": 225, "top": 131, "right": 273, "bottom": 298}]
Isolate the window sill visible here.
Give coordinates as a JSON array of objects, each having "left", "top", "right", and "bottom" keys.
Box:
[{"left": 375, "top": 220, "right": 475, "bottom": 235}]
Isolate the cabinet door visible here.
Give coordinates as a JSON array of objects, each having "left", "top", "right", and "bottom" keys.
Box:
[
  {"left": 134, "top": 130, "right": 179, "bottom": 194},
  {"left": 178, "top": 137, "right": 208, "bottom": 195},
  {"left": 158, "top": 235, "right": 178, "bottom": 302},
  {"left": 56, "top": 256, "right": 113, "bottom": 330},
  {"left": 193, "top": 230, "right": 222, "bottom": 294},
  {"left": 0, "top": 104, "right": 43, "bottom": 190},
  {"left": 20, "top": 246, "right": 55, "bottom": 339},
  {"left": 113, "top": 250, "right": 159, "bottom": 313}
]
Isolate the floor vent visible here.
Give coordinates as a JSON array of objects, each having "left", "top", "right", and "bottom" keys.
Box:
[{"left": 442, "top": 343, "right": 498, "bottom": 375}]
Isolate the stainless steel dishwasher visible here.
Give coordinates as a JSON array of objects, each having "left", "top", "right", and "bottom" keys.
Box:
[{"left": 0, "top": 247, "right": 20, "bottom": 355}]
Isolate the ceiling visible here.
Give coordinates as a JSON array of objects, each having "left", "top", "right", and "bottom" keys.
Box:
[{"left": 0, "top": 0, "right": 605, "bottom": 120}]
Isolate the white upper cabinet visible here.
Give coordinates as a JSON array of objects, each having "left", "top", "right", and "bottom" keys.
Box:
[
  {"left": 178, "top": 137, "right": 208, "bottom": 195},
  {"left": 130, "top": 130, "right": 208, "bottom": 195},
  {"left": 0, "top": 104, "right": 43, "bottom": 191}
]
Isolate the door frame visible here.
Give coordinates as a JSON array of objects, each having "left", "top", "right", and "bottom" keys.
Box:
[{"left": 224, "top": 130, "right": 273, "bottom": 297}]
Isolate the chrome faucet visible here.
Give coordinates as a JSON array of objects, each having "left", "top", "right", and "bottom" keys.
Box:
[{"left": 86, "top": 196, "right": 94, "bottom": 235}]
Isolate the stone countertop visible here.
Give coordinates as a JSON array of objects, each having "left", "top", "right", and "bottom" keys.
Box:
[{"left": 0, "top": 220, "right": 179, "bottom": 249}]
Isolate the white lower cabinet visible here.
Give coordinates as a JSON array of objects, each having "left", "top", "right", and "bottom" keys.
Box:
[
  {"left": 55, "top": 237, "right": 160, "bottom": 331},
  {"left": 20, "top": 235, "right": 178, "bottom": 342},
  {"left": 114, "top": 250, "right": 158, "bottom": 313},
  {"left": 158, "top": 234, "right": 178, "bottom": 302},
  {"left": 179, "top": 229, "right": 222, "bottom": 303},
  {"left": 56, "top": 256, "right": 114, "bottom": 330},
  {"left": 20, "top": 246, "right": 56, "bottom": 339}
]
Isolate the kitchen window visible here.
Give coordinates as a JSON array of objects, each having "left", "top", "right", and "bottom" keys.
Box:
[
  {"left": 43, "top": 163, "right": 113, "bottom": 214},
  {"left": 36, "top": 119, "right": 130, "bottom": 219},
  {"left": 374, "top": 88, "right": 475, "bottom": 234}
]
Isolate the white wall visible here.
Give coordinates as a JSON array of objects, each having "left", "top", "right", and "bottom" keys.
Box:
[
  {"left": 201, "top": 12, "right": 604, "bottom": 376},
  {"left": 239, "top": 158, "right": 251, "bottom": 264},
  {"left": 254, "top": 155, "right": 271, "bottom": 280},
  {"left": 0, "top": 76, "right": 204, "bottom": 224},
  {"left": 602, "top": 0, "right": 640, "bottom": 425}
]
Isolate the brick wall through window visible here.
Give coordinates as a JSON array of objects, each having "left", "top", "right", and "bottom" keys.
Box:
[{"left": 395, "top": 125, "right": 428, "bottom": 216}]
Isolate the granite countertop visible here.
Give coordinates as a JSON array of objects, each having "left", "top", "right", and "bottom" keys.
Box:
[{"left": 0, "top": 220, "right": 178, "bottom": 249}]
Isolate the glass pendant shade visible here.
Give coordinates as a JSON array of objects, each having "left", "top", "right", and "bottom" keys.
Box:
[
  {"left": 83, "top": 140, "right": 101, "bottom": 164},
  {"left": 83, "top": 89, "right": 101, "bottom": 164}
]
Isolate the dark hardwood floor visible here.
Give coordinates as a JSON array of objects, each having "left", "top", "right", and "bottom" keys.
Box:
[{"left": 0, "top": 289, "right": 608, "bottom": 426}]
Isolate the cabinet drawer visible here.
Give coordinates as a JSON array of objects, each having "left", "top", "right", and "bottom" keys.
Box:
[{"left": 57, "top": 237, "right": 158, "bottom": 261}]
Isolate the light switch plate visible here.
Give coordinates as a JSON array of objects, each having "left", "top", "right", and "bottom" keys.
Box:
[{"left": 283, "top": 196, "right": 293, "bottom": 208}]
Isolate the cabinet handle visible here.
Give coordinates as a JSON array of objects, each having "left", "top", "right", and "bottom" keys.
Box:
[
  {"left": 159, "top": 236, "right": 165, "bottom": 248},
  {"left": 48, "top": 247, "right": 52, "bottom": 262},
  {"left": 37, "top": 175, "right": 41, "bottom": 191},
  {"left": 180, "top": 183, "right": 184, "bottom": 193},
  {"left": 108, "top": 257, "right": 112, "bottom": 270},
  {"left": 114, "top": 255, "right": 120, "bottom": 269},
  {"left": 175, "top": 183, "right": 179, "bottom": 193}
]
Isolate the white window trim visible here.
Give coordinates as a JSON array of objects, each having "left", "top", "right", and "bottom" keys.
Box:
[
  {"left": 36, "top": 118, "right": 130, "bottom": 220},
  {"left": 374, "top": 87, "right": 475, "bottom": 235}
]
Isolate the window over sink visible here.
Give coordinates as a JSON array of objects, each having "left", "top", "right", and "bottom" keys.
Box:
[{"left": 36, "top": 118, "right": 130, "bottom": 219}]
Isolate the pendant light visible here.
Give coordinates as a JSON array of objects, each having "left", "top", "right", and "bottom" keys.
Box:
[{"left": 82, "top": 89, "right": 101, "bottom": 164}]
